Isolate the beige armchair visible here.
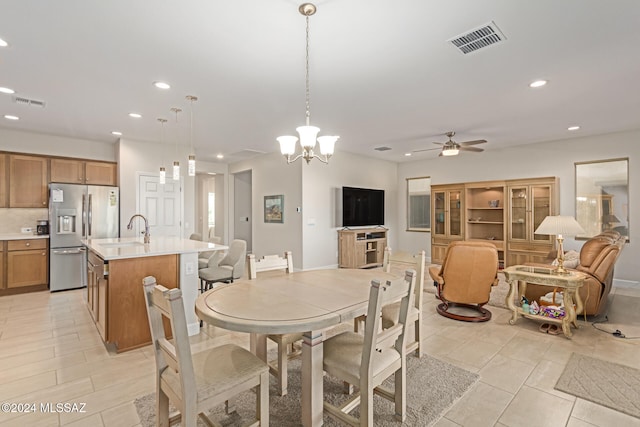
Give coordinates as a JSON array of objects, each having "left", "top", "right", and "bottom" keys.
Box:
[
  {"left": 142, "top": 276, "right": 269, "bottom": 426},
  {"left": 429, "top": 241, "right": 499, "bottom": 322}
]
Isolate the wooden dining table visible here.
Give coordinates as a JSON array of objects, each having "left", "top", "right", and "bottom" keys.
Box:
[{"left": 194, "top": 267, "right": 398, "bottom": 427}]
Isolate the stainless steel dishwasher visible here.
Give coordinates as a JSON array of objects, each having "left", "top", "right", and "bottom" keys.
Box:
[{"left": 49, "top": 246, "right": 87, "bottom": 291}]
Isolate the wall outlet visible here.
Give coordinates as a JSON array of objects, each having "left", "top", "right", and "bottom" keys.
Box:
[{"left": 21, "top": 227, "right": 33, "bottom": 234}]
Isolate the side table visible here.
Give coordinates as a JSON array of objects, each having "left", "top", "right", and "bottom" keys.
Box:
[{"left": 503, "top": 265, "right": 586, "bottom": 338}]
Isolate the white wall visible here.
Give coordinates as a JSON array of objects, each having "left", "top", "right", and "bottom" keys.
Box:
[
  {"left": 230, "top": 152, "right": 303, "bottom": 269},
  {"left": 396, "top": 129, "right": 640, "bottom": 281},
  {"left": 301, "top": 152, "right": 398, "bottom": 270},
  {"left": 0, "top": 128, "right": 116, "bottom": 161}
]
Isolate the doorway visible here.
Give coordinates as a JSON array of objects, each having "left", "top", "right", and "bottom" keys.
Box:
[
  {"left": 137, "top": 173, "right": 183, "bottom": 237},
  {"left": 233, "top": 170, "right": 252, "bottom": 253}
]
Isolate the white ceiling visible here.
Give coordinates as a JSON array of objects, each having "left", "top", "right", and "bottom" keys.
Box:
[{"left": 1, "top": 1, "right": 639, "bottom": 163}]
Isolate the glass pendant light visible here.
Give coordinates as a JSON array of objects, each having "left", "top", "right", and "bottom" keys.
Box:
[
  {"left": 157, "top": 118, "right": 168, "bottom": 184},
  {"left": 170, "top": 107, "right": 182, "bottom": 181},
  {"left": 186, "top": 95, "right": 198, "bottom": 176}
]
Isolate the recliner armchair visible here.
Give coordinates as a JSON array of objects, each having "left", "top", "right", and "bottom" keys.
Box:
[{"left": 428, "top": 241, "right": 499, "bottom": 322}]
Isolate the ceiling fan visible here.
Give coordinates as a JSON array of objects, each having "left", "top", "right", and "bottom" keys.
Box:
[{"left": 413, "top": 131, "right": 487, "bottom": 156}]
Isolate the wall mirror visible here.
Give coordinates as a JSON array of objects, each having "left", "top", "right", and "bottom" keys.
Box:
[
  {"left": 575, "top": 158, "right": 628, "bottom": 240},
  {"left": 407, "top": 176, "right": 431, "bottom": 231}
]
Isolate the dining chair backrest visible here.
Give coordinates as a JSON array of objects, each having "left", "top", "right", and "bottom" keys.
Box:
[
  {"left": 248, "top": 251, "right": 293, "bottom": 279},
  {"left": 189, "top": 233, "right": 202, "bottom": 241},
  {"left": 383, "top": 247, "right": 426, "bottom": 311},
  {"left": 142, "top": 277, "right": 196, "bottom": 407},
  {"left": 362, "top": 269, "right": 416, "bottom": 378},
  {"left": 219, "top": 239, "right": 247, "bottom": 279}
]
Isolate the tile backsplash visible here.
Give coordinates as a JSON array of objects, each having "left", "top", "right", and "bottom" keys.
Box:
[{"left": 0, "top": 208, "right": 49, "bottom": 234}]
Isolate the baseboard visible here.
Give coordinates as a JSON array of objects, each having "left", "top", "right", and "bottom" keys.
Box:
[{"left": 613, "top": 278, "right": 640, "bottom": 289}]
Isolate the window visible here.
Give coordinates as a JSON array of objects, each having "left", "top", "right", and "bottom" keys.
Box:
[{"left": 407, "top": 177, "right": 431, "bottom": 231}]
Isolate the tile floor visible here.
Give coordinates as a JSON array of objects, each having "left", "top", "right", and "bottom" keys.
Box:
[{"left": 0, "top": 284, "right": 639, "bottom": 427}]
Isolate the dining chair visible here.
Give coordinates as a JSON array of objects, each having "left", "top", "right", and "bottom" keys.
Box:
[
  {"left": 142, "top": 276, "right": 269, "bottom": 427},
  {"left": 189, "top": 233, "right": 202, "bottom": 241},
  {"left": 198, "top": 239, "right": 246, "bottom": 292},
  {"left": 380, "top": 248, "right": 426, "bottom": 357},
  {"left": 322, "top": 269, "right": 416, "bottom": 426},
  {"left": 198, "top": 236, "right": 223, "bottom": 270},
  {"left": 247, "top": 251, "right": 300, "bottom": 396}
]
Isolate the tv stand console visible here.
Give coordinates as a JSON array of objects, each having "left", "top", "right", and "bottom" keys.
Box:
[{"left": 338, "top": 228, "right": 388, "bottom": 269}]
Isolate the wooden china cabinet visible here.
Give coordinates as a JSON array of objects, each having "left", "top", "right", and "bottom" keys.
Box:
[{"left": 430, "top": 184, "right": 464, "bottom": 263}]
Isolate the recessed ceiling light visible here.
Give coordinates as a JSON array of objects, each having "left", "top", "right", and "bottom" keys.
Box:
[
  {"left": 128, "top": 112, "right": 142, "bottom": 118},
  {"left": 0, "top": 38, "right": 8, "bottom": 47},
  {"left": 216, "top": 154, "right": 224, "bottom": 159},
  {"left": 153, "top": 81, "right": 171, "bottom": 90},
  {"left": 4, "top": 115, "right": 19, "bottom": 120},
  {"left": 404, "top": 153, "right": 412, "bottom": 157},
  {"left": 529, "top": 80, "right": 547, "bottom": 88},
  {"left": 568, "top": 126, "right": 580, "bottom": 131},
  {"left": 0, "top": 87, "right": 15, "bottom": 94},
  {"left": 111, "top": 131, "right": 123, "bottom": 136}
]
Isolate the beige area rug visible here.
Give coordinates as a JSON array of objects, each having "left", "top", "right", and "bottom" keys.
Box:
[
  {"left": 134, "top": 353, "right": 479, "bottom": 426},
  {"left": 555, "top": 353, "right": 640, "bottom": 419}
]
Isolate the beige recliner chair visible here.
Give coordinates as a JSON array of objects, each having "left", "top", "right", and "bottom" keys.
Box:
[{"left": 428, "top": 241, "right": 499, "bottom": 322}]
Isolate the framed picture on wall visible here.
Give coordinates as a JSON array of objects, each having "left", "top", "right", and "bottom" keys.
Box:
[{"left": 264, "top": 195, "right": 284, "bottom": 223}]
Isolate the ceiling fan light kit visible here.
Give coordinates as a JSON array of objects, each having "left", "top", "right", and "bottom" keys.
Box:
[{"left": 413, "top": 131, "right": 487, "bottom": 157}]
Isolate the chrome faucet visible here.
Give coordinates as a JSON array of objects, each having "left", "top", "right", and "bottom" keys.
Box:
[{"left": 127, "top": 214, "right": 150, "bottom": 244}]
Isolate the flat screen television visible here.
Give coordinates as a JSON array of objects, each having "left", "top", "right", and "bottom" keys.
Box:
[{"left": 342, "top": 186, "right": 385, "bottom": 227}]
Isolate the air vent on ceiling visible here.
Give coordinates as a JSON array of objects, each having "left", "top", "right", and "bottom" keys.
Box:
[
  {"left": 374, "top": 146, "right": 392, "bottom": 151},
  {"left": 448, "top": 21, "right": 506, "bottom": 54},
  {"left": 13, "top": 96, "right": 46, "bottom": 108}
]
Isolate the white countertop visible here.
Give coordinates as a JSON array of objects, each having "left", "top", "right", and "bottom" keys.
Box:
[
  {"left": 83, "top": 236, "right": 228, "bottom": 261},
  {"left": 0, "top": 233, "right": 49, "bottom": 241}
]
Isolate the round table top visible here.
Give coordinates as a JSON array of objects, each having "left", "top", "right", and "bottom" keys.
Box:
[{"left": 195, "top": 268, "right": 397, "bottom": 335}]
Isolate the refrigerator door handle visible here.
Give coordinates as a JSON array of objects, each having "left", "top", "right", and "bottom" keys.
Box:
[
  {"left": 88, "top": 194, "right": 93, "bottom": 236},
  {"left": 82, "top": 193, "right": 86, "bottom": 237},
  {"left": 53, "top": 248, "right": 86, "bottom": 255}
]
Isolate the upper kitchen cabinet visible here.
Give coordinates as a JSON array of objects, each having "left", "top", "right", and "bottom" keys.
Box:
[
  {"left": 9, "top": 154, "right": 48, "bottom": 208},
  {"left": 0, "top": 153, "right": 7, "bottom": 208},
  {"left": 51, "top": 158, "right": 117, "bottom": 186},
  {"left": 85, "top": 161, "right": 117, "bottom": 186}
]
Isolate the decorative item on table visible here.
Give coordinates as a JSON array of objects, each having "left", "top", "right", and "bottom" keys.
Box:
[
  {"left": 539, "top": 305, "right": 566, "bottom": 318},
  {"left": 521, "top": 296, "right": 529, "bottom": 313},
  {"left": 539, "top": 289, "right": 563, "bottom": 306},
  {"left": 529, "top": 300, "right": 540, "bottom": 315},
  {"left": 488, "top": 199, "right": 499, "bottom": 207},
  {"left": 534, "top": 215, "right": 586, "bottom": 274}
]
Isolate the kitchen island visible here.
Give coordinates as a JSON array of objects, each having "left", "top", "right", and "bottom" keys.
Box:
[{"left": 84, "top": 236, "right": 228, "bottom": 352}]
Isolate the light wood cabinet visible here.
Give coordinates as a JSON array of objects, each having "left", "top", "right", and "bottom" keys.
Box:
[
  {"left": 431, "top": 185, "right": 464, "bottom": 264},
  {"left": 465, "top": 182, "right": 506, "bottom": 268},
  {"left": 85, "top": 161, "right": 117, "bottom": 185},
  {"left": 431, "top": 177, "right": 558, "bottom": 267},
  {"left": 338, "top": 228, "right": 388, "bottom": 269},
  {"left": 7, "top": 239, "right": 48, "bottom": 288},
  {"left": 50, "top": 158, "right": 85, "bottom": 183},
  {"left": 51, "top": 158, "right": 117, "bottom": 186},
  {"left": 0, "top": 245, "right": 4, "bottom": 289},
  {"left": 87, "top": 250, "right": 108, "bottom": 340},
  {"left": 0, "top": 154, "right": 7, "bottom": 208},
  {"left": 9, "top": 154, "right": 48, "bottom": 208},
  {"left": 506, "top": 177, "right": 558, "bottom": 266}
]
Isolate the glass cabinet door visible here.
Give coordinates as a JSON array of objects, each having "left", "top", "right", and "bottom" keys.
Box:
[
  {"left": 510, "top": 186, "right": 528, "bottom": 240},
  {"left": 433, "top": 190, "right": 446, "bottom": 236},
  {"left": 449, "top": 190, "right": 462, "bottom": 237},
  {"left": 532, "top": 184, "right": 552, "bottom": 242}
]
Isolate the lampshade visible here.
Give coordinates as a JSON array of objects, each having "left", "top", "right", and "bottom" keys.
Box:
[
  {"left": 296, "top": 125, "right": 320, "bottom": 149},
  {"left": 534, "top": 215, "right": 585, "bottom": 236},
  {"left": 317, "top": 135, "right": 338, "bottom": 155},
  {"left": 277, "top": 135, "right": 298, "bottom": 156},
  {"left": 442, "top": 147, "right": 459, "bottom": 156}
]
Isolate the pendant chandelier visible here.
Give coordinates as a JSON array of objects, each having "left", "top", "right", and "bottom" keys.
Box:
[
  {"left": 157, "top": 118, "right": 168, "bottom": 184},
  {"left": 186, "top": 95, "right": 198, "bottom": 176},
  {"left": 277, "top": 3, "right": 339, "bottom": 164},
  {"left": 170, "top": 107, "right": 182, "bottom": 181}
]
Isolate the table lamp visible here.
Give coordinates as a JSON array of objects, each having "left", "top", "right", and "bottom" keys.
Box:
[{"left": 534, "top": 215, "right": 585, "bottom": 274}]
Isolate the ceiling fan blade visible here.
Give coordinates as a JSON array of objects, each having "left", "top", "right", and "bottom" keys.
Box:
[
  {"left": 412, "top": 146, "right": 442, "bottom": 153},
  {"left": 459, "top": 139, "right": 487, "bottom": 146},
  {"left": 459, "top": 146, "right": 484, "bottom": 152}
]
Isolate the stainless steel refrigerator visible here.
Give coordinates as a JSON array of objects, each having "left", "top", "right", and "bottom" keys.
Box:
[{"left": 48, "top": 183, "right": 119, "bottom": 291}]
